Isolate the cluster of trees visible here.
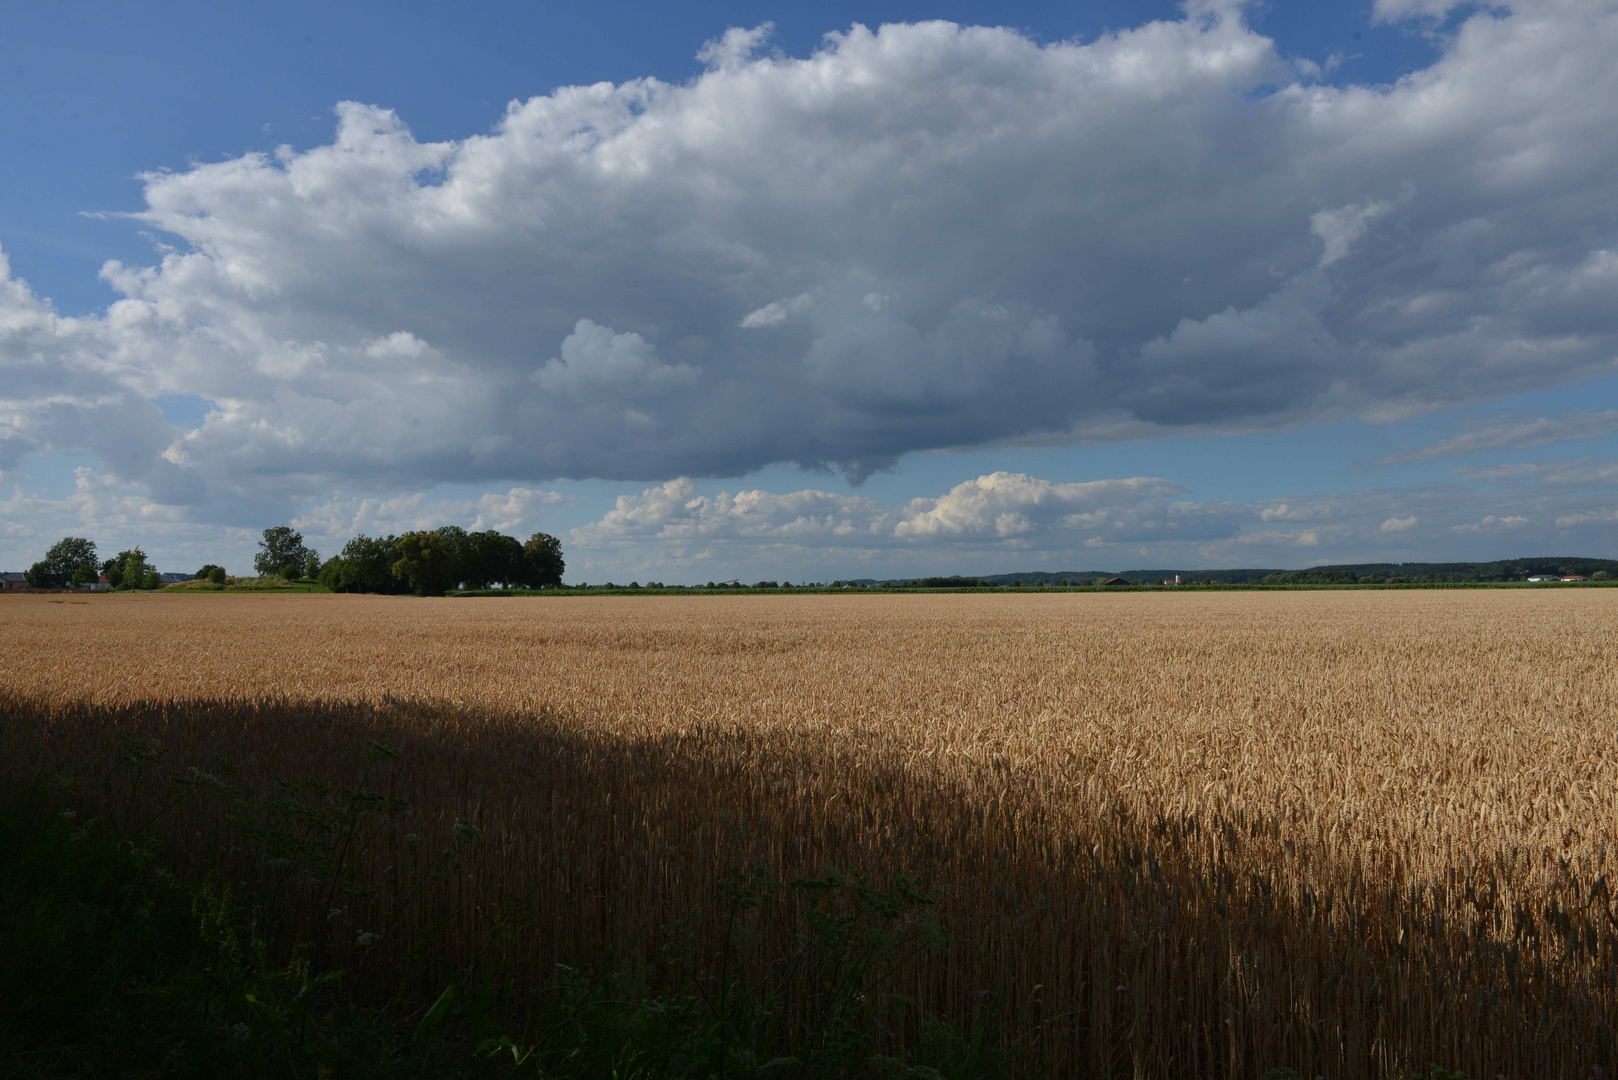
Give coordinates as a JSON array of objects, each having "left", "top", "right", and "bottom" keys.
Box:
[
  {"left": 1260, "top": 569, "right": 1363, "bottom": 585},
  {"left": 316, "top": 526, "right": 564, "bottom": 596},
  {"left": 24, "top": 537, "right": 99, "bottom": 588},
  {"left": 24, "top": 537, "right": 166, "bottom": 590},
  {"left": 21, "top": 524, "right": 563, "bottom": 598},
  {"left": 1259, "top": 562, "right": 1617, "bottom": 585}
]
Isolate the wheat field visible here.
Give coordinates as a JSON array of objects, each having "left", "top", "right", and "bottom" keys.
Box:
[{"left": 4, "top": 589, "right": 1616, "bottom": 1076}]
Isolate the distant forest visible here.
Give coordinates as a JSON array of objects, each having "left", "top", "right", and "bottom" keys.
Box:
[{"left": 847, "top": 558, "right": 1618, "bottom": 587}]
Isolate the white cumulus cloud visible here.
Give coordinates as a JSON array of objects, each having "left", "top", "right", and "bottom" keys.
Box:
[
  {"left": 533, "top": 320, "right": 700, "bottom": 398},
  {"left": 2, "top": 0, "right": 1617, "bottom": 514}
]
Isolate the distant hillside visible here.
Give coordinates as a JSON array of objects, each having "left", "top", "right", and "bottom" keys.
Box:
[
  {"left": 842, "top": 557, "right": 1618, "bottom": 587},
  {"left": 1247, "top": 557, "right": 1618, "bottom": 584}
]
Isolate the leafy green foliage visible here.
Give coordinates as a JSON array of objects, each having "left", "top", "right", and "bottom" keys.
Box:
[
  {"left": 24, "top": 536, "right": 99, "bottom": 588},
  {"left": 97, "top": 547, "right": 163, "bottom": 590},
  {"left": 465, "top": 531, "right": 526, "bottom": 590},
  {"left": 255, "top": 526, "right": 314, "bottom": 579},
  {"left": 392, "top": 532, "right": 457, "bottom": 596},
  {"left": 321, "top": 529, "right": 563, "bottom": 593},
  {"left": 322, "top": 534, "right": 407, "bottom": 594},
  {"left": 520, "top": 532, "right": 565, "bottom": 589}
]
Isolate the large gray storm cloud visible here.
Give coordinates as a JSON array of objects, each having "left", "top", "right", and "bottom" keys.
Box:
[{"left": 3, "top": 0, "right": 1616, "bottom": 505}]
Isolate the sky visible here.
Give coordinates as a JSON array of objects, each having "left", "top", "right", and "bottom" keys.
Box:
[{"left": 3, "top": 0, "right": 1617, "bottom": 583}]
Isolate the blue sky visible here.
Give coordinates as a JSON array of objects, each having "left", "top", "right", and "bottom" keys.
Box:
[{"left": 3, "top": 0, "right": 1617, "bottom": 581}]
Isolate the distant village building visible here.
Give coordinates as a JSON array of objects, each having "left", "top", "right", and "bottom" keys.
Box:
[
  {"left": 1, "top": 572, "right": 26, "bottom": 590},
  {"left": 1101, "top": 577, "right": 1130, "bottom": 586},
  {"left": 1561, "top": 575, "right": 1588, "bottom": 582}
]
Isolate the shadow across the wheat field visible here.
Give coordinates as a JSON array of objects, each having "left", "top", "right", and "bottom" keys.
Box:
[{"left": 2, "top": 690, "right": 1612, "bottom": 1078}]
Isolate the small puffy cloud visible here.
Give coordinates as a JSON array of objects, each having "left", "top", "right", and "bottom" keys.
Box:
[
  {"left": 1259, "top": 502, "right": 1318, "bottom": 522},
  {"left": 576, "top": 477, "right": 892, "bottom": 543},
  {"left": 697, "top": 22, "right": 774, "bottom": 70},
  {"left": 739, "top": 294, "right": 811, "bottom": 328},
  {"left": 533, "top": 320, "right": 700, "bottom": 398},
  {"left": 1451, "top": 514, "right": 1529, "bottom": 532},
  {"left": 1380, "top": 515, "right": 1420, "bottom": 532},
  {"left": 893, "top": 472, "right": 1186, "bottom": 539}
]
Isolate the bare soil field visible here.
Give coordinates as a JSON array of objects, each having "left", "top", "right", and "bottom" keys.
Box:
[{"left": 4, "top": 590, "right": 1616, "bottom": 1076}]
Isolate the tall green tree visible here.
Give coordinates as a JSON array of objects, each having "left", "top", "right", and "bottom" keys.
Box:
[
  {"left": 101, "top": 548, "right": 160, "bottom": 591},
  {"left": 101, "top": 551, "right": 139, "bottom": 589},
  {"left": 254, "top": 527, "right": 311, "bottom": 578},
  {"left": 24, "top": 536, "right": 99, "bottom": 588},
  {"left": 431, "top": 526, "right": 471, "bottom": 590},
  {"left": 391, "top": 532, "right": 456, "bottom": 596},
  {"left": 320, "top": 535, "right": 402, "bottom": 594},
  {"left": 521, "top": 532, "right": 565, "bottom": 588},
  {"left": 466, "top": 530, "right": 525, "bottom": 589}
]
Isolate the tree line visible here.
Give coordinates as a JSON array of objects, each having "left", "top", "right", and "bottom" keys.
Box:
[
  {"left": 310, "top": 527, "right": 564, "bottom": 596},
  {"left": 24, "top": 537, "right": 166, "bottom": 590},
  {"left": 20, "top": 526, "right": 565, "bottom": 597}
]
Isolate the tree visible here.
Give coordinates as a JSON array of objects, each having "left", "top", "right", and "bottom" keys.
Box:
[
  {"left": 101, "top": 551, "right": 141, "bottom": 589},
  {"left": 24, "top": 536, "right": 99, "bottom": 588},
  {"left": 321, "top": 534, "right": 403, "bottom": 594},
  {"left": 52, "top": 538, "right": 99, "bottom": 585},
  {"left": 302, "top": 549, "right": 322, "bottom": 580},
  {"left": 104, "top": 548, "right": 157, "bottom": 591},
  {"left": 465, "top": 530, "right": 525, "bottom": 589},
  {"left": 208, "top": 566, "right": 227, "bottom": 585},
  {"left": 255, "top": 526, "right": 312, "bottom": 578},
  {"left": 521, "top": 532, "right": 565, "bottom": 588},
  {"left": 431, "top": 526, "right": 471, "bottom": 590},
  {"left": 391, "top": 531, "right": 455, "bottom": 596}
]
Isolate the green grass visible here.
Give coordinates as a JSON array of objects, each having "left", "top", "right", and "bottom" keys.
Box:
[{"left": 164, "top": 576, "right": 331, "bottom": 593}]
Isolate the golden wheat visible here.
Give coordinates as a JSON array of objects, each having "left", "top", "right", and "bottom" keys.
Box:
[{"left": 3, "top": 589, "right": 1615, "bottom": 1075}]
